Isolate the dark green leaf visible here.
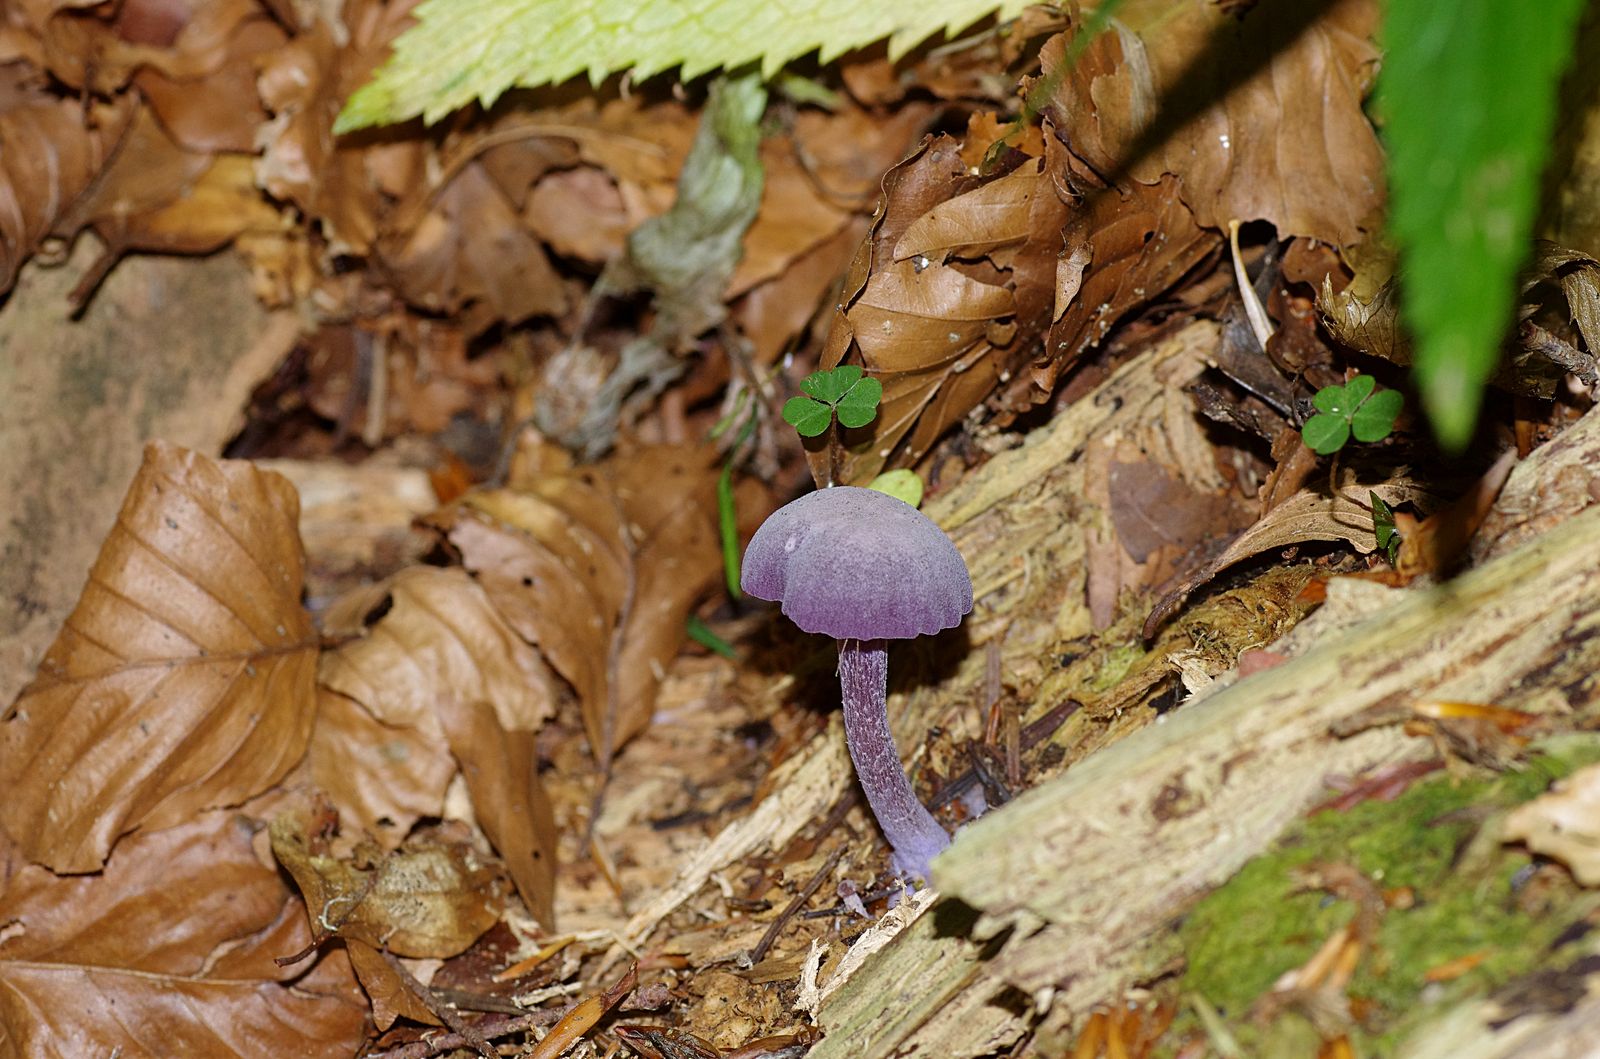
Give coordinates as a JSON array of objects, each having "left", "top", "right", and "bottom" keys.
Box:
[
  {"left": 686, "top": 615, "right": 739, "bottom": 660},
  {"left": 1312, "top": 384, "right": 1351, "bottom": 418},
  {"left": 1380, "top": 0, "right": 1586, "bottom": 449},
  {"left": 801, "top": 365, "right": 862, "bottom": 405},
  {"left": 1303, "top": 414, "right": 1351, "bottom": 455},
  {"left": 783, "top": 396, "right": 833, "bottom": 437},
  {"left": 1352, "top": 388, "right": 1404, "bottom": 443},
  {"left": 834, "top": 376, "right": 883, "bottom": 429},
  {"left": 1344, "top": 374, "right": 1375, "bottom": 406},
  {"left": 1372, "top": 491, "right": 1402, "bottom": 565}
]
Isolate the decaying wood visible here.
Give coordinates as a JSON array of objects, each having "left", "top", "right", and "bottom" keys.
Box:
[{"left": 817, "top": 481, "right": 1600, "bottom": 1055}]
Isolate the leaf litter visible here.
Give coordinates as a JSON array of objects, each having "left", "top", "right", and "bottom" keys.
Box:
[{"left": 5, "top": 0, "right": 1600, "bottom": 1056}]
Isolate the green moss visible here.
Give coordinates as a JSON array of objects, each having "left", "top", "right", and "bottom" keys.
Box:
[
  {"left": 1088, "top": 640, "right": 1146, "bottom": 692},
  {"left": 1174, "top": 737, "right": 1600, "bottom": 1054}
]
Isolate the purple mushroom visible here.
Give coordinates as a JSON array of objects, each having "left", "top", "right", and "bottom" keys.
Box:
[{"left": 741, "top": 486, "right": 973, "bottom": 883}]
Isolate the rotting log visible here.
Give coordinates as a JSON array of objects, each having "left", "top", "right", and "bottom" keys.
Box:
[{"left": 812, "top": 475, "right": 1600, "bottom": 1056}]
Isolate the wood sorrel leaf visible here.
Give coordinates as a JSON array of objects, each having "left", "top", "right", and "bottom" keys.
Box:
[
  {"left": 1352, "top": 387, "right": 1404, "bottom": 442},
  {"left": 783, "top": 396, "right": 834, "bottom": 437},
  {"left": 834, "top": 375, "right": 883, "bottom": 429},
  {"left": 1303, "top": 413, "right": 1351, "bottom": 455}
]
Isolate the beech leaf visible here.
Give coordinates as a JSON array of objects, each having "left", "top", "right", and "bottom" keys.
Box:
[
  {"left": 0, "top": 442, "right": 318, "bottom": 873},
  {"left": 0, "top": 812, "right": 366, "bottom": 1057}
]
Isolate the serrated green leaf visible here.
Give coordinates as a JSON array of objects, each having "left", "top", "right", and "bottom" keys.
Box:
[
  {"left": 1344, "top": 374, "right": 1375, "bottom": 406},
  {"left": 834, "top": 376, "right": 883, "bottom": 429},
  {"left": 1302, "top": 414, "right": 1350, "bottom": 455},
  {"left": 337, "top": 0, "right": 1034, "bottom": 132},
  {"left": 801, "top": 365, "right": 862, "bottom": 405},
  {"left": 783, "top": 396, "right": 833, "bottom": 437},
  {"left": 868, "top": 468, "right": 924, "bottom": 508},
  {"left": 1351, "top": 387, "right": 1404, "bottom": 442},
  {"left": 1312, "top": 384, "right": 1351, "bottom": 418},
  {"left": 1379, "top": 0, "right": 1585, "bottom": 450}
]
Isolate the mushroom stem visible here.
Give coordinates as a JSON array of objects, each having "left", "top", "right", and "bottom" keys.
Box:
[{"left": 837, "top": 638, "right": 950, "bottom": 882}]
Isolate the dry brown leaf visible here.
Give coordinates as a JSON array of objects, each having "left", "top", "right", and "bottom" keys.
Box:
[
  {"left": 130, "top": 6, "right": 284, "bottom": 153},
  {"left": 270, "top": 810, "right": 507, "bottom": 958},
  {"left": 817, "top": 135, "right": 1021, "bottom": 483},
  {"left": 378, "top": 161, "right": 569, "bottom": 333},
  {"left": 1043, "top": 0, "right": 1384, "bottom": 246},
  {"left": 0, "top": 442, "right": 318, "bottom": 873},
  {"left": 35, "top": 0, "right": 257, "bottom": 95},
  {"left": 524, "top": 165, "right": 634, "bottom": 263},
  {"left": 345, "top": 939, "right": 440, "bottom": 1030},
  {"left": 0, "top": 72, "right": 128, "bottom": 295},
  {"left": 309, "top": 687, "right": 456, "bottom": 848},
  {"left": 733, "top": 216, "right": 871, "bottom": 365},
  {"left": 0, "top": 811, "right": 366, "bottom": 1058},
  {"left": 1144, "top": 466, "right": 1439, "bottom": 637},
  {"left": 1503, "top": 763, "right": 1600, "bottom": 885},
  {"left": 52, "top": 107, "right": 285, "bottom": 305},
  {"left": 319, "top": 565, "right": 559, "bottom": 736},
  {"left": 726, "top": 132, "right": 855, "bottom": 297},
  {"left": 439, "top": 699, "right": 558, "bottom": 928},
  {"left": 435, "top": 446, "right": 721, "bottom": 768},
  {"left": 254, "top": 0, "right": 425, "bottom": 255}
]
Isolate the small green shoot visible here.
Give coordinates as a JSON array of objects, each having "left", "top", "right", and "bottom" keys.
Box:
[
  {"left": 868, "top": 468, "right": 924, "bottom": 507},
  {"left": 686, "top": 614, "right": 739, "bottom": 660},
  {"left": 1371, "top": 490, "right": 1401, "bottom": 565},
  {"left": 1302, "top": 376, "right": 1403, "bottom": 456},
  {"left": 710, "top": 393, "right": 758, "bottom": 599}
]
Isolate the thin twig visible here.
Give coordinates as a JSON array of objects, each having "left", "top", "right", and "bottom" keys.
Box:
[
  {"left": 366, "top": 1010, "right": 562, "bottom": 1059},
  {"left": 379, "top": 950, "right": 497, "bottom": 1059},
  {"left": 930, "top": 698, "right": 1081, "bottom": 810},
  {"left": 750, "top": 846, "right": 845, "bottom": 965}
]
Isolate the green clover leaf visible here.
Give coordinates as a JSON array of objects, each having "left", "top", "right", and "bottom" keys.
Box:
[
  {"left": 1302, "top": 413, "right": 1351, "bottom": 455},
  {"left": 1352, "top": 388, "right": 1404, "bottom": 443},
  {"left": 835, "top": 376, "right": 883, "bottom": 428},
  {"left": 801, "top": 364, "right": 862, "bottom": 404},
  {"left": 1303, "top": 375, "right": 1402, "bottom": 454},
  {"left": 783, "top": 396, "right": 834, "bottom": 437},
  {"left": 786, "top": 366, "right": 883, "bottom": 440}
]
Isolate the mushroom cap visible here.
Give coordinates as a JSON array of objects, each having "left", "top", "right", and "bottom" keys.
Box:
[{"left": 741, "top": 486, "right": 973, "bottom": 641}]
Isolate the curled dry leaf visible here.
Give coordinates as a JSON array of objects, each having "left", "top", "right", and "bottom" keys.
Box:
[
  {"left": 269, "top": 811, "right": 507, "bottom": 959},
  {"left": 0, "top": 442, "right": 318, "bottom": 873},
  {"left": 1144, "top": 466, "right": 1439, "bottom": 637},
  {"left": 1041, "top": 0, "right": 1384, "bottom": 247},
  {"left": 54, "top": 106, "right": 286, "bottom": 305},
  {"left": 377, "top": 161, "right": 568, "bottom": 334},
  {"left": 319, "top": 564, "right": 558, "bottom": 736},
  {"left": 255, "top": 0, "right": 426, "bottom": 255},
  {"left": 308, "top": 687, "right": 456, "bottom": 849},
  {"left": 316, "top": 566, "right": 559, "bottom": 921},
  {"left": 344, "top": 941, "right": 439, "bottom": 1031},
  {"left": 1503, "top": 762, "right": 1600, "bottom": 885},
  {"left": 817, "top": 115, "right": 1214, "bottom": 484},
  {"left": 438, "top": 699, "right": 558, "bottom": 929},
  {"left": 0, "top": 811, "right": 366, "bottom": 1058},
  {"left": 0, "top": 71, "right": 129, "bottom": 296},
  {"left": 432, "top": 446, "right": 722, "bottom": 769}
]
